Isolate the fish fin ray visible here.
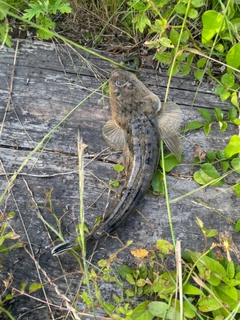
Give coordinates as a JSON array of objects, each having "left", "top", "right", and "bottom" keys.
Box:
[
  {"left": 102, "top": 119, "right": 126, "bottom": 150},
  {"left": 163, "top": 134, "right": 182, "bottom": 162},
  {"left": 157, "top": 102, "right": 182, "bottom": 139}
]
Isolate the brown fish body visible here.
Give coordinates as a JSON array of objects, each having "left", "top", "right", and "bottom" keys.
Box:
[{"left": 89, "top": 70, "right": 162, "bottom": 239}]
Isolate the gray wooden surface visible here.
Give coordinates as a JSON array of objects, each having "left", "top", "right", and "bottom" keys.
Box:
[{"left": 0, "top": 40, "right": 239, "bottom": 319}]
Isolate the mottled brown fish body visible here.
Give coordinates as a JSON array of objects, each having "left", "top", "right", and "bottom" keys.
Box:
[{"left": 90, "top": 70, "right": 160, "bottom": 239}]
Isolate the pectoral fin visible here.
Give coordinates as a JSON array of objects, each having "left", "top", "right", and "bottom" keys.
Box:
[
  {"left": 157, "top": 102, "right": 182, "bottom": 161},
  {"left": 102, "top": 119, "right": 127, "bottom": 150},
  {"left": 163, "top": 135, "right": 182, "bottom": 162}
]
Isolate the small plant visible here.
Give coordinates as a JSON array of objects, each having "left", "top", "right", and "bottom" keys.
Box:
[
  {"left": 22, "top": 0, "right": 72, "bottom": 39},
  {"left": 0, "top": 0, "right": 72, "bottom": 45},
  {"left": 0, "top": 211, "right": 22, "bottom": 318},
  {"left": 75, "top": 219, "right": 240, "bottom": 319},
  {"left": 183, "top": 107, "right": 240, "bottom": 212},
  {"left": 0, "top": 211, "right": 21, "bottom": 254},
  {"left": 127, "top": 0, "right": 240, "bottom": 77}
]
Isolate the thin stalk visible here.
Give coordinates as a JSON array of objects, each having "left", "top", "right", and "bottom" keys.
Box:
[
  {"left": 77, "top": 133, "right": 95, "bottom": 316},
  {"left": 160, "top": 140, "right": 175, "bottom": 247}
]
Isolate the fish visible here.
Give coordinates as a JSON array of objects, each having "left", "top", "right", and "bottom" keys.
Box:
[
  {"left": 51, "top": 69, "right": 182, "bottom": 255},
  {"left": 89, "top": 69, "right": 182, "bottom": 239}
]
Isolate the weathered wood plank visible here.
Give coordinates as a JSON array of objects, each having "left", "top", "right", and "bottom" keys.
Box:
[{"left": 0, "top": 40, "right": 239, "bottom": 319}]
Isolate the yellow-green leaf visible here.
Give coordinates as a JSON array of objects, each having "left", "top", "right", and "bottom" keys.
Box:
[{"left": 29, "top": 283, "right": 43, "bottom": 293}]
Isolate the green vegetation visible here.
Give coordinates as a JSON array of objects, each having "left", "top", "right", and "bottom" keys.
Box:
[
  {"left": 0, "top": 0, "right": 71, "bottom": 42},
  {"left": 0, "top": 0, "right": 240, "bottom": 319}
]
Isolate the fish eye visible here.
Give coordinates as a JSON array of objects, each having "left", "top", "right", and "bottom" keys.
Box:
[
  {"left": 126, "top": 81, "right": 133, "bottom": 90},
  {"left": 114, "top": 88, "right": 121, "bottom": 96}
]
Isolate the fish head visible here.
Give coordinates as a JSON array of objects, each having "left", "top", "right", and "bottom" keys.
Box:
[{"left": 109, "top": 70, "right": 161, "bottom": 126}]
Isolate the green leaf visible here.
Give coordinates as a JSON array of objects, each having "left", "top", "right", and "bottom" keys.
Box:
[
  {"left": 194, "top": 163, "right": 224, "bottom": 187},
  {"left": 23, "top": 4, "right": 43, "bottom": 20},
  {"left": 148, "top": 302, "right": 185, "bottom": 320},
  {"left": 183, "top": 284, "right": 202, "bottom": 295},
  {"left": 188, "top": 8, "right": 198, "bottom": 19},
  {"left": 0, "top": 3, "right": 9, "bottom": 19},
  {"left": 225, "top": 135, "right": 240, "bottom": 157},
  {"left": 228, "top": 107, "right": 237, "bottom": 121},
  {"left": 129, "top": 1, "right": 147, "bottom": 10},
  {"left": 204, "top": 123, "right": 211, "bottom": 136},
  {"left": 0, "top": 25, "right": 12, "bottom": 47},
  {"left": 159, "top": 37, "right": 174, "bottom": 48},
  {"left": 181, "top": 30, "right": 190, "bottom": 43},
  {"left": 214, "top": 108, "right": 223, "bottom": 121},
  {"left": 231, "top": 92, "right": 239, "bottom": 108},
  {"left": 222, "top": 276, "right": 240, "bottom": 287},
  {"left": 175, "top": 3, "right": 186, "bottom": 14},
  {"left": 187, "top": 53, "right": 195, "bottom": 64},
  {"left": 215, "top": 84, "right": 225, "bottom": 95},
  {"left": 201, "top": 163, "right": 220, "bottom": 178},
  {"left": 156, "top": 239, "right": 174, "bottom": 254},
  {"left": 217, "top": 149, "right": 225, "bottom": 160},
  {"left": 198, "top": 108, "right": 212, "bottom": 123},
  {"left": 206, "top": 151, "right": 216, "bottom": 162},
  {"left": 192, "top": 0, "right": 206, "bottom": 8},
  {"left": 197, "top": 57, "right": 207, "bottom": 69},
  {"left": 202, "top": 10, "right": 225, "bottom": 44},
  {"left": 194, "top": 69, "right": 203, "bottom": 80},
  {"left": 155, "top": 52, "right": 172, "bottom": 65},
  {"left": 160, "top": 154, "right": 179, "bottom": 172},
  {"left": 148, "top": 301, "right": 168, "bottom": 317},
  {"left": 51, "top": 0, "right": 72, "bottom": 14},
  {"left": 170, "top": 28, "right": 179, "bottom": 45},
  {"left": 151, "top": 18, "right": 168, "bottom": 33},
  {"left": 151, "top": 170, "right": 164, "bottom": 194},
  {"left": 235, "top": 219, "right": 240, "bottom": 232},
  {"left": 134, "top": 13, "right": 151, "bottom": 33},
  {"left": 29, "top": 283, "right": 42, "bottom": 293},
  {"left": 19, "top": 282, "right": 28, "bottom": 292},
  {"left": 7, "top": 211, "right": 15, "bottom": 219},
  {"left": 220, "top": 161, "right": 229, "bottom": 173},
  {"left": 182, "top": 121, "right": 203, "bottom": 132},
  {"left": 181, "top": 65, "right": 191, "bottom": 76},
  {"left": 215, "top": 43, "right": 224, "bottom": 53},
  {"left": 226, "top": 43, "right": 240, "bottom": 72},
  {"left": 145, "top": 40, "right": 160, "bottom": 48},
  {"left": 205, "top": 229, "right": 218, "bottom": 237},
  {"left": 215, "top": 285, "right": 238, "bottom": 303},
  {"left": 227, "top": 261, "right": 235, "bottom": 279},
  {"left": 232, "top": 183, "right": 240, "bottom": 197},
  {"left": 176, "top": 52, "right": 186, "bottom": 62},
  {"left": 232, "top": 118, "right": 240, "bottom": 126},
  {"left": 117, "top": 265, "right": 134, "bottom": 278},
  {"left": 131, "top": 301, "right": 153, "bottom": 320},
  {"left": 126, "top": 273, "right": 135, "bottom": 285},
  {"left": 220, "top": 89, "right": 230, "bottom": 102},
  {"left": 188, "top": 250, "right": 226, "bottom": 280},
  {"left": 168, "top": 64, "right": 180, "bottom": 76},
  {"left": 231, "top": 158, "right": 240, "bottom": 173},
  {"left": 136, "top": 279, "right": 146, "bottom": 287},
  {"left": 114, "top": 163, "right": 124, "bottom": 172},
  {"left": 221, "top": 73, "right": 235, "bottom": 87},
  {"left": 110, "top": 179, "right": 119, "bottom": 187},
  {"left": 37, "top": 16, "right": 55, "bottom": 39},
  {"left": 198, "top": 295, "right": 222, "bottom": 312},
  {"left": 219, "top": 121, "right": 228, "bottom": 132}
]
